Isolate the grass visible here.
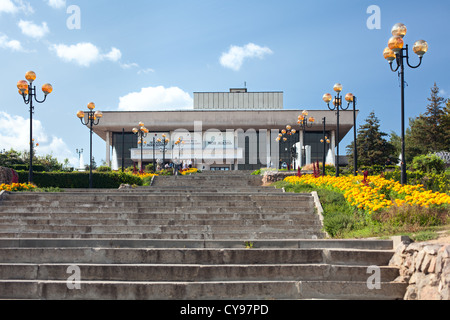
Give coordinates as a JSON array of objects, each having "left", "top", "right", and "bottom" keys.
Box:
[{"left": 272, "top": 181, "right": 450, "bottom": 240}]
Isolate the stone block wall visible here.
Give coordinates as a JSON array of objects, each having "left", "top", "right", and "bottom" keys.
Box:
[
  {"left": 0, "top": 167, "right": 18, "bottom": 184},
  {"left": 390, "top": 241, "right": 450, "bottom": 300}
]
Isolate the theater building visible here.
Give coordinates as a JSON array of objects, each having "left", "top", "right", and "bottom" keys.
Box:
[{"left": 92, "top": 88, "right": 358, "bottom": 171}]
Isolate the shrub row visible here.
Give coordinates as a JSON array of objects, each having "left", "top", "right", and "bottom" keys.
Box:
[
  {"left": 9, "top": 164, "right": 47, "bottom": 172},
  {"left": 16, "top": 171, "right": 143, "bottom": 189}
]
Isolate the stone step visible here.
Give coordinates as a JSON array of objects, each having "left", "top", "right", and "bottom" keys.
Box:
[
  {"left": 2, "top": 200, "right": 310, "bottom": 209},
  {"left": 0, "top": 212, "right": 318, "bottom": 221},
  {"left": 0, "top": 280, "right": 408, "bottom": 300},
  {"left": 63, "top": 188, "right": 284, "bottom": 194},
  {"left": 0, "top": 231, "right": 326, "bottom": 240},
  {"left": 0, "top": 218, "right": 322, "bottom": 227},
  {"left": 3, "top": 192, "right": 306, "bottom": 200},
  {"left": 0, "top": 248, "right": 395, "bottom": 266},
  {"left": 0, "top": 224, "right": 325, "bottom": 237},
  {"left": 0, "top": 239, "right": 396, "bottom": 250},
  {"left": 0, "top": 263, "right": 400, "bottom": 282},
  {"left": 0, "top": 206, "right": 315, "bottom": 215}
]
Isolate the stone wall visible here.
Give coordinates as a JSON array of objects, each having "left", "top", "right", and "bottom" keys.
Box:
[
  {"left": 262, "top": 171, "right": 307, "bottom": 186},
  {"left": 0, "top": 167, "right": 17, "bottom": 184},
  {"left": 390, "top": 241, "right": 450, "bottom": 300}
]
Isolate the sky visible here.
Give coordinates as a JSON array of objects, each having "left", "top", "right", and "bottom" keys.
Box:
[{"left": 0, "top": 0, "right": 449, "bottom": 168}]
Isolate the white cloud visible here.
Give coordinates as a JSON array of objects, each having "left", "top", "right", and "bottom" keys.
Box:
[
  {"left": 137, "top": 68, "right": 155, "bottom": 75},
  {"left": 220, "top": 43, "right": 273, "bottom": 71},
  {"left": 120, "top": 62, "right": 139, "bottom": 69},
  {"left": 18, "top": 20, "right": 50, "bottom": 39},
  {"left": 0, "top": 0, "right": 33, "bottom": 14},
  {"left": 0, "top": 33, "right": 25, "bottom": 51},
  {"left": 46, "top": 0, "right": 65, "bottom": 9},
  {"left": 50, "top": 42, "right": 123, "bottom": 67},
  {"left": 118, "top": 86, "right": 193, "bottom": 111},
  {"left": 0, "top": 111, "right": 78, "bottom": 166},
  {"left": 103, "top": 47, "right": 121, "bottom": 62}
]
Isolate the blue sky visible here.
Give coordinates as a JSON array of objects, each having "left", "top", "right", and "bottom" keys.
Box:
[{"left": 0, "top": 0, "right": 448, "bottom": 167}]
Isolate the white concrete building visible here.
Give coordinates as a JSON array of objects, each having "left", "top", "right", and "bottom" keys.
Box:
[{"left": 91, "top": 89, "right": 358, "bottom": 171}]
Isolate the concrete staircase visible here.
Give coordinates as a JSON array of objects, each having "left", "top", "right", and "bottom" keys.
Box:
[{"left": 0, "top": 172, "right": 408, "bottom": 300}]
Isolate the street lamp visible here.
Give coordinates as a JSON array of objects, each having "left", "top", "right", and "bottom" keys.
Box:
[
  {"left": 276, "top": 125, "right": 297, "bottom": 170},
  {"left": 157, "top": 134, "right": 170, "bottom": 167},
  {"left": 297, "top": 110, "right": 315, "bottom": 168},
  {"left": 175, "top": 137, "right": 185, "bottom": 159},
  {"left": 133, "top": 123, "right": 149, "bottom": 173},
  {"left": 17, "top": 71, "right": 53, "bottom": 183},
  {"left": 320, "top": 118, "right": 331, "bottom": 176},
  {"left": 322, "top": 84, "right": 357, "bottom": 177},
  {"left": 384, "top": 23, "right": 428, "bottom": 185},
  {"left": 77, "top": 102, "right": 103, "bottom": 189}
]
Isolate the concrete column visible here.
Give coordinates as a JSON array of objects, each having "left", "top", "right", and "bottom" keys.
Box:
[
  {"left": 266, "top": 130, "right": 271, "bottom": 168},
  {"left": 299, "top": 130, "right": 304, "bottom": 168},
  {"left": 105, "top": 131, "right": 111, "bottom": 168},
  {"left": 234, "top": 131, "right": 239, "bottom": 171},
  {"left": 331, "top": 130, "right": 336, "bottom": 166}
]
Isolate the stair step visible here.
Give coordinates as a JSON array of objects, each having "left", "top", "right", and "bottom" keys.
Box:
[
  {"left": 0, "top": 248, "right": 394, "bottom": 266},
  {"left": 0, "top": 280, "right": 408, "bottom": 300},
  {"left": 0, "top": 263, "right": 400, "bottom": 282},
  {"left": 0, "top": 239, "right": 396, "bottom": 250}
]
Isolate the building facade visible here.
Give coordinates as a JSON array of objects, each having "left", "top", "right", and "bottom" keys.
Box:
[{"left": 91, "top": 89, "right": 358, "bottom": 171}]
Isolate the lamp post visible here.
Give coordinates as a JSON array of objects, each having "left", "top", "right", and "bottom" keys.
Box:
[
  {"left": 384, "top": 23, "right": 428, "bottom": 185},
  {"left": 157, "top": 134, "right": 170, "bottom": 167},
  {"left": 152, "top": 134, "right": 157, "bottom": 172},
  {"left": 133, "top": 123, "right": 149, "bottom": 173},
  {"left": 297, "top": 110, "right": 315, "bottom": 168},
  {"left": 322, "top": 84, "right": 356, "bottom": 177},
  {"left": 17, "top": 71, "right": 53, "bottom": 183},
  {"left": 175, "top": 138, "right": 185, "bottom": 159},
  {"left": 77, "top": 103, "right": 103, "bottom": 189},
  {"left": 276, "top": 125, "right": 297, "bottom": 170},
  {"left": 320, "top": 118, "right": 331, "bottom": 176}
]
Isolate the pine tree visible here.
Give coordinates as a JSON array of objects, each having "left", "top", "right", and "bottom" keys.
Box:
[
  {"left": 441, "top": 99, "right": 450, "bottom": 151},
  {"left": 347, "top": 111, "right": 396, "bottom": 167},
  {"left": 422, "top": 83, "right": 446, "bottom": 152}
]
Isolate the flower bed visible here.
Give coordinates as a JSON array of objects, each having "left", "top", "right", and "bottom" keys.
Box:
[
  {"left": 0, "top": 183, "right": 37, "bottom": 192},
  {"left": 284, "top": 175, "right": 450, "bottom": 215},
  {"left": 181, "top": 168, "right": 199, "bottom": 176}
]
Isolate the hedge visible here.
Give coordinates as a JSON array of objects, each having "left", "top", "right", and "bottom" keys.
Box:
[
  {"left": 9, "top": 164, "right": 46, "bottom": 172},
  {"left": 16, "top": 171, "right": 143, "bottom": 189}
]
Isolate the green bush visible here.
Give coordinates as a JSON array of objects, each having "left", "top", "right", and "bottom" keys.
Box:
[
  {"left": 9, "top": 164, "right": 46, "bottom": 172},
  {"left": 97, "top": 166, "right": 112, "bottom": 172},
  {"left": 324, "top": 214, "right": 357, "bottom": 238},
  {"left": 410, "top": 154, "right": 446, "bottom": 174},
  {"left": 145, "top": 163, "right": 155, "bottom": 173},
  {"left": 17, "top": 171, "right": 142, "bottom": 189}
]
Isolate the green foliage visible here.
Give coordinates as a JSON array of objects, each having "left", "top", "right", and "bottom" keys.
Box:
[
  {"left": 16, "top": 171, "right": 142, "bottom": 189},
  {"left": 251, "top": 169, "right": 262, "bottom": 176},
  {"left": 8, "top": 164, "right": 46, "bottom": 172},
  {"left": 97, "top": 166, "right": 112, "bottom": 172},
  {"left": 411, "top": 154, "right": 445, "bottom": 174},
  {"left": 157, "top": 169, "right": 173, "bottom": 176},
  {"left": 347, "top": 111, "right": 397, "bottom": 168},
  {"left": 145, "top": 163, "right": 155, "bottom": 173}
]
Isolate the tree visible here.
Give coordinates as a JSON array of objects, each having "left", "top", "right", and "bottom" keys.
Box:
[
  {"left": 347, "top": 111, "right": 397, "bottom": 168},
  {"left": 442, "top": 99, "right": 450, "bottom": 149},
  {"left": 421, "top": 83, "right": 446, "bottom": 152},
  {"left": 0, "top": 150, "right": 25, "bottom": 168}
]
